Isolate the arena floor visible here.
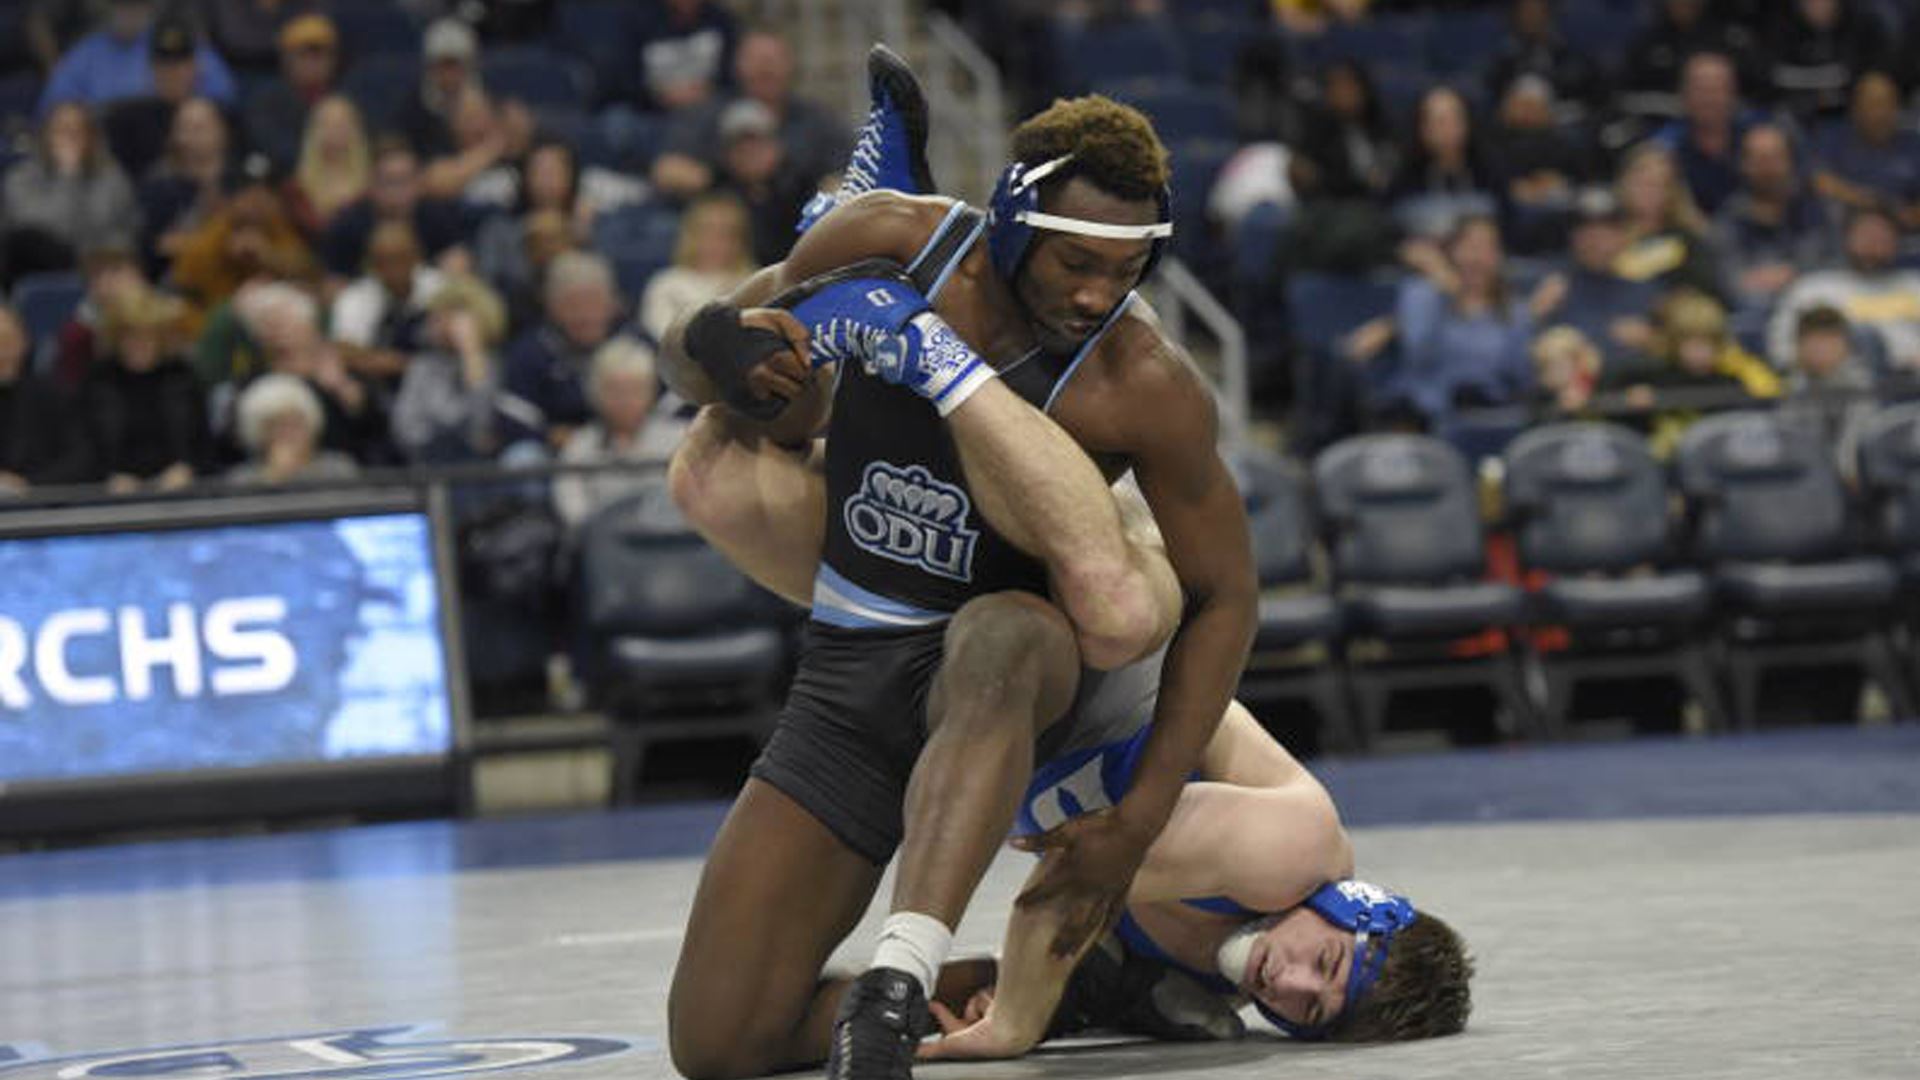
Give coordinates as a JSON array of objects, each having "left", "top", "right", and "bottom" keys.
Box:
[{"left": 4, "top": 726, "right": 1918, "bottom": 1080}]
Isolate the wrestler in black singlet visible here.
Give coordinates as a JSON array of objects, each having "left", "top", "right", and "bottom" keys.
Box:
[{"left": 749, "top": 201, "right": 1141, "bottom": 863}]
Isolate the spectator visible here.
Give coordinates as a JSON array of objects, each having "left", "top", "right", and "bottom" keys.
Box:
[
  {"left": 329, "top": 220, "right": 445, "bottom": 382},
  {"left": 712, "top": 100, "right": 819, "bottom": 265},
  {"left": 284, "top": 95, "right": 372, "bottom": 241},
  {"left": 39, "top": 0, "right": 237, "bottom": 113},
  {"left": 391, "top": 273, "right": 527, "bottom": 462},
  {"left": 138, "top": 97, "right": 234, "bottom": 274},
  {"left": 232, "top": 280, "right": 387, "bottom": 463},
  {"left": 1485, "top": 0, "right": 1601, "bottom": 122},
  {"left": 489, "top": 209, "right": 581, "bottom": 334},
  {"left": 474, "top": 141, "right": 589, "bottom": 324},
  {"left": 1635, "top": 288, "right": 1781, "bottom": 456},
  {"left": 552, "top": 338, "right": 682, "bottom": 529},
  {"left": 1488, "top": 75, "right": 1588, "bottom": 254},
  {"left": 1284, "top": 59, "right": 1400, "bottom": 272},
  {"left": 1619, "top": 0, "right": 1762, "bottom": 120},
  {"left": 1777, "top": 304, "right": 1877, "bottom": 472},
  {"left": 397, "top": 17, "right": 482, "bottom": 160},
  {"left": 1764, "top": 0, "right": 1887, "bottom": 122},
  {"left": 1810, "top": 70, "right": 1920, "bottom": 227},
  {"left": 3, "top": 102, "right": 141, "bottom": 286},
  {"left": 1389, "top": 86, "right": 1500, "bottom": 240},
  {"left": 320, "top": 140, "right": 473, "bottom": 279},
  {"left": 201, "top": 0, "right": 325, "bottom": 76},
  {"left": 78, "top": 286, "right": 205, "bottom": 491},
  {"left": 1350, "top": 215, "right": 1554, "bottom": 429},
  {"left": 1530, "top": 325, "right": 1602, "bottom": 418},
  {"left": 1768, "top": 204, "right": 1920, "bottom": 369},
  {"left": 226, "top": 372, "right": 359, "bottom": 486},
  {"left": 1713, "top": 123, "right": 1836, "bottom": 316},
  {"left": 92, "top": 15, "right": 219, "bottom": 177},
  {"left": 630, "top": 0, "right": 739, "bottom": 113},
  {"left": 502, "top": 251, "right": 635, "bottom": 446},
  {"left": 169, "top": 169, "right": 314, "bottom": 314},
  {"left": 51, "top": 245, "right": 147, "bottom": 390},
  {"left": 421, "top": 86, "right": 536, "bottom": 209},
  {"left": 0, "top": 303, "right": 89, "bottom": 493},
  {"left": 1536, "top": 187, "right": 1662, "bottom": 379},
  {"left": 639, "top": 192, "right": 756, "bottom": 343},
  {"left": 242, "top": 13, "right": 342, "bottom": 174},
  {"left": 653, "top": 30, "right": 851, "bottom": 199},
  {"left": 1650, "top": 52, "right": 1760, "bottom": 215},
  {"left": 1613, "top": 142, "right": 1722, "bottom": 297}
]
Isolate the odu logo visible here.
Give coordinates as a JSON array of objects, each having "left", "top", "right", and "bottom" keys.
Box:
[
  {"left": 0, "top": 1027, "right": 641, "bottom": 1080},
  {"left": 844, "top": 462, "right": 979, "bottom": 582}
]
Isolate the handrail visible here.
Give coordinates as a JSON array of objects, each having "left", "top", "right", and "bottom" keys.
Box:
[
  {"left": 1155, "top": 257, "right": 1252, "bottom": 446},
  {"left": 925, "top": 11, "right": 1008, "bottom": 203}
]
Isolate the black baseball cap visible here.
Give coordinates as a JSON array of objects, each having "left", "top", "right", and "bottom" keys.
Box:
[{"left": 150, "top": 16, "right": 195, "bottom": 62}]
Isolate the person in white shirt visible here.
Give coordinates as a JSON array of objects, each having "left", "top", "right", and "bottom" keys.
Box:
[
  {"left": 1768, "top": 204, "right": 1920, "bottom": 370},
  {"left": 553, "top": 337, "right": 685, "bottom": 529},
  {"left": 638, "top": 191, "right": 757, "bottom": 344},
  {"left": 329, "top": 220, "right": 445, "bottom": 381}
]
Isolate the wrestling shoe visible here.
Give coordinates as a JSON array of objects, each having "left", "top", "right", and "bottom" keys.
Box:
[
  {"left": 1047, "top": 932, "right": 1246, "bottom": 1043},
  {"left": 826, "top": 967, "right": 933, "bottom": 1080},
  {"left": 773, "top": 261, "right": 994, "bottom": 416},
  {"left": 797, "top": 44, "right": 935, "bottom": 233}
]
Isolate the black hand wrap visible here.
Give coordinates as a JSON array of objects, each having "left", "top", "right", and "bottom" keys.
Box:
[{"left": 683, "top": 300, "right": 795, "bottom": 422}]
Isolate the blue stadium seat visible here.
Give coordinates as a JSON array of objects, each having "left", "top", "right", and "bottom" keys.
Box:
[
  {"left": 483, "top": 47, "right": 594, "bottom": 111},
  {"left": 1423, "top": 9, "right": 1506, "bottom": 76},
  {"left": 1101, "top": 82, "right": 1237, "bottom": 144},
  {"left": 1286, "top": 272, "right": 1399, "bottom": 358},
  {"left": 1054, "top": 18, "right": 1185, "bottom": 95},
  {"left": 12, "top": 271, "right": 85, "bottom": 374},
  {"left": 331, "top": 0, "right": 422, "bottom": 57},
  {"left": 591, "top": 203, "right": 682, "bottom": 299},
  {"left": 552, "top": 0, "right": 633, "bottom": 104},
  {"left": 1558, "top": 0, "right": 1639, "bottom": 71},
  {"left": 1319, "top": 16, "right": 1429, "bottom": 70},
  {"left": 1168, "top": 137, "right": 1236, "bottom": 260},
  {"left": 1175, "top": 16, "right": 1258, "bottom": 86},
  {"left": 0, "top": 71, "right": 40, "bottom": 136},
  {"left": 342, "top": 55, "right": 421, "bottom": 132}
]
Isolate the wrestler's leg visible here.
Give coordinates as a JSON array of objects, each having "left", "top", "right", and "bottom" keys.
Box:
[
  {"left": 667, "top": 780, "right": 882, "bottom": 1080},
  {"left": 667, "top": 405, "right": 825, "bottom": 606},
  {"left": 892, "top": 591, "right": 1084, "bottom": 926}
]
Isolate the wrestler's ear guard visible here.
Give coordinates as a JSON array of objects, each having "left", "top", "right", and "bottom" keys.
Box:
[
  {"left": 1257, "top": 879, "right": 1417, "bottom": 1041},
  {"left": 986, "top": 155, "right": 1173, "bottom": 286}
]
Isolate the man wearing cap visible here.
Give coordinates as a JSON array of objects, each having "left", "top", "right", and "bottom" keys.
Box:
[
  {"left": 713, "top": 99, "right": 820, "bottom": 265},
  {"left": 244, "top": 14, "right": 342, "bottom": 173},
  {"left": 1535, "top": 186, "right": 1663, "bottom": 381},
  {"left": 397, "top": 17, "right": 482, "bottom": 160},
  {"left": 40, "top": 0, "right": 237, "bottom": 113},
  {"left": 653, "top": 30, "right": 851, "bottom": 200}
]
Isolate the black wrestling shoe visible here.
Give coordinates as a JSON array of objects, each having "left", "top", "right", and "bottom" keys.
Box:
[
  {"left": 1047, "top": 933, "right": 1245, "bottom": 1043},
  {"left": 826, "top": 967, "right": 933, "bottom": 1080}
]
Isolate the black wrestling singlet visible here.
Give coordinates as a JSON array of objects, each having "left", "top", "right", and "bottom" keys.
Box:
[{"left": 809, "top": 200, "right": 1137, "bottom": 630}]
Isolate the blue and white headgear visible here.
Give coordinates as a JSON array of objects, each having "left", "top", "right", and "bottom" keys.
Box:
[
  {"left": 1258, "top": 879, "right": 1418, "bottom": 1040},
  {"left": 986, "top": 154, "right": 1173, "bottom": 285}
]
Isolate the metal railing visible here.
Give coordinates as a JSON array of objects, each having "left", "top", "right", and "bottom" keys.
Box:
[{"left": 1152, "top": 257, "right": 1253, "bottom": 446}]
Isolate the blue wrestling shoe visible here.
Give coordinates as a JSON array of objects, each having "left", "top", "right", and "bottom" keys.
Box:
[
  {"left": 773, "top": 261, "right": 994, "bottom": 416},
  {"left": 827, "top": 967, "right": 933, "bottom": 1080},
  {"left": 797, "top": 44, "right": 935, "bottom": 234}
]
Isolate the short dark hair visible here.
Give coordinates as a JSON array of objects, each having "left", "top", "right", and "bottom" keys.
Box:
[
  {"left": 1009, "top": 95, "right": 1170, "bottom": 202},
  {"left": 1327, "top": 911, "right": 1474, "bottom": 1042},
  {"left": 1796, "top": 305, "right": 1850, "bottom": 339}
]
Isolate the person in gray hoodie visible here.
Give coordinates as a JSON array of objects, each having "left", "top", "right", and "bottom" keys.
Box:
[{"left": 2, "top": 100, "right": 140, "bottom": 284}]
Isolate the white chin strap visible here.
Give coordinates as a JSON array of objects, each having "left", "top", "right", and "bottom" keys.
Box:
[{"left": 1014, "top": 155, "right": 1173, "bottom": 242}]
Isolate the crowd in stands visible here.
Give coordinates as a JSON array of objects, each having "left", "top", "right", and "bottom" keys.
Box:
[
  {"left": 954, "top": 0, "right": 1920, "bottom": 471},
  {"left": 0, "top": 0, "right": 824, "bottom": 532}
]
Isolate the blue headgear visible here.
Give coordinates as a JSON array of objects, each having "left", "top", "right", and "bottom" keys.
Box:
[
  {"left": 986, "top": 154, "right": 1173, "bottom": 286},
  {"left": 1255, "top": 879, "right": 1418, "bottom": 1040}
]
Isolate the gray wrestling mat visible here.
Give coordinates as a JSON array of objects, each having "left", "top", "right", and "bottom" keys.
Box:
[{"left": 3, "top": 809, "right": 1916, "bottom": 1080}]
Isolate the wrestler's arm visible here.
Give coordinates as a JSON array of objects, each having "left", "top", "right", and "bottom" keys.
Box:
[{"left": 658, "top": 192, "right": 939, "bottom": 442}]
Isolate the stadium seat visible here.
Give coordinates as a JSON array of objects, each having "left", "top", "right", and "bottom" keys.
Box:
[
  {"left": 1316, "top": 16, "right": 1430, "bottom": 71},
  {"left": 1314, "top": 434, "right": 1533, "bottom": 748},
  {"left": 1175, "top": 15, "right": 1259, "bottom": 87},
  {"left": 0, "top": 71, "right": 39, "bottom": 136},
  {"left": 1168, "top": 137, "right": 1236, "bottom": 265},
  {"left": 12, "top": 271, "right": 85, "bottom": 373},
  {"left": 576, "top": 482, "right": 792, "bottom": 802},
  {"left": 590, "top": 203, "right": 681, "bottom": 299},
  {"left": 1099, "top": 82, "right": 1237, "bottom": 145},
  {"left": 1423, "top": 9, "right": 1506, "bottom": 76},
  {"left": 330, "top": 0, "right": 422, "bottom": 57},
  {"left": 1231, "top": 448, "right": 1356, "bottom": 750},
  {"left": 1503, "top": 422, "right": 1724, "bottom": 736},
  {"left": 341, "top": 55, "right": 421, "bottom": 132},
  {"left": 483, "top": 47, "right": 594, "bottom": 111},
  {"left": 551, "top": 0, "right": 633, "bottom": 104},
  {"left": 1053, "top": 18, "right": 1185, "bottom": 94},
  {"left": 1676, "top": 411, "right": 1913, "bottom": 728},
  {"left": 1854, "top": 402, "right": 1920, "bottom": 694}
]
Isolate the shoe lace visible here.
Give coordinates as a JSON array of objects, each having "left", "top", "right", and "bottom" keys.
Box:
[{"left": 842, "top": 102, "right": 887, "bottom": 196}]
